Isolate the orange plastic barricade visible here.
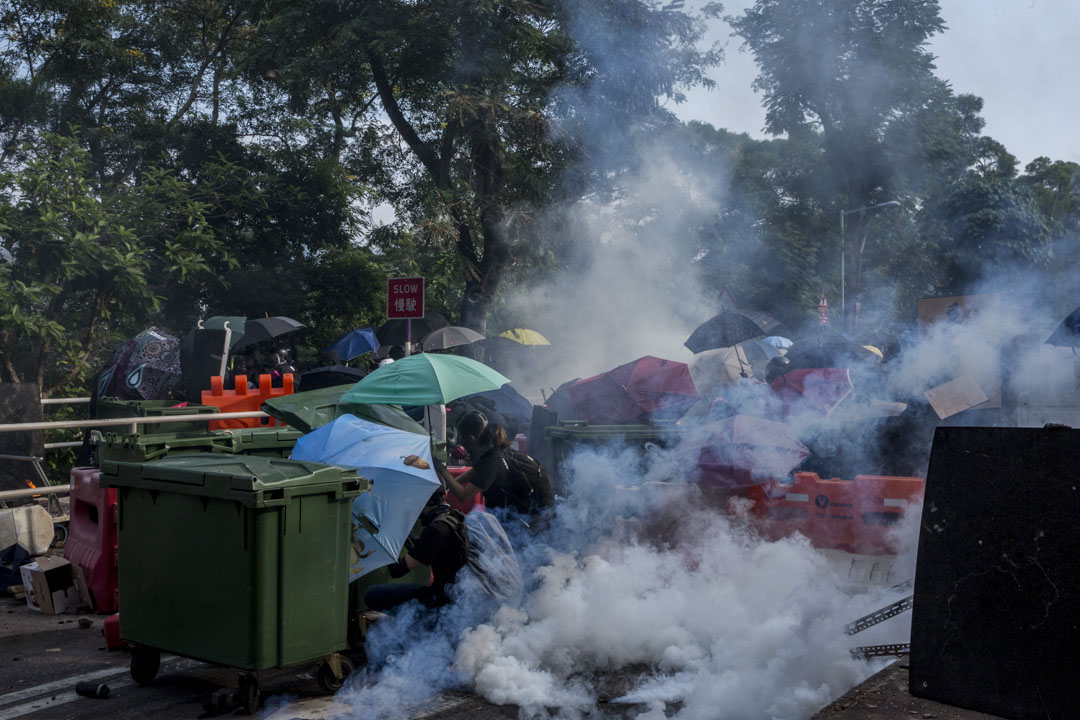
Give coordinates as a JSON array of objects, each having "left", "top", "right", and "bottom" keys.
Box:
[
  {"left": 200, "top": 374, "right": 294, "bottom": 430},
  {"left": 746, "top": 472, "right": 925, "bottom": 555}
]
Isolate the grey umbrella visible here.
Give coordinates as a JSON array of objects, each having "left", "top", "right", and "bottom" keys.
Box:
[{"left": 422, "top": 326, "right": 485, "bottom": 351}]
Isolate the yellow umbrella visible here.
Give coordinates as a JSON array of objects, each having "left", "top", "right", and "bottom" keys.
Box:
[{"left": 498, "top": 328, "right": 551, "bottom": 346}]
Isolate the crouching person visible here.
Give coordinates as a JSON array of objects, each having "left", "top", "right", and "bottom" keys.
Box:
[{"left": 363, "top": 485, "right": 468, "bottom": 612}]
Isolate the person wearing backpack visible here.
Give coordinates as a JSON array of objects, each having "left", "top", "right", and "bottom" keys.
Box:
[
  {"left": 444, "top": 411, "right": 554, "bottom": 521},
  {"left": 363, "top": 484, "right": 469, "bottom": 611}
]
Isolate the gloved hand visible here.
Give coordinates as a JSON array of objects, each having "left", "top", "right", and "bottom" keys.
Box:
[{"left": 386, "top": 558, "right": 409, "bottom": 579}]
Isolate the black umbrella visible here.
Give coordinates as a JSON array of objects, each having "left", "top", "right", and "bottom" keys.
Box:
[
  {"left": 233, "top": 316, "right": 307, "bottom": 350},
  {"left": 785, "top": 332, "right": 880, "bottom": 371},
  {"left": 684, "top": 310, "right": 782, "bottom": 353},
  {"left": 1046, "top": 307, "right": 1080, "bottom": 347},
  {"left": 376, "top": 310, "right": 449, "bottom": 346}
]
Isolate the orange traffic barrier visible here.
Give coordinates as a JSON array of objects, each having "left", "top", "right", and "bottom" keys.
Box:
[
  {"left": 746, "top": 471, "right": 925, "bottom": 555},
  {"left": 201, "top": 374, "right": 294, "bottom": 430}
]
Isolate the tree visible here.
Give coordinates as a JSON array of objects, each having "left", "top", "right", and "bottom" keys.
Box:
[
  {"left": 0, "top": 134, "right": 236, "bottom": 395},
  {"left": 730, "top": 0, "right": 950, "bottom": 324},
  {"left": 260, "top": 0, "right": 722, "bottom": 332}
]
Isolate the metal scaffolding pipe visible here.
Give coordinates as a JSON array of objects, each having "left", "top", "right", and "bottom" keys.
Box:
[
  {"left": 0, "top": 484, "right": 70, "bottom": 502},
  {"left": 40, "top": 397, "right": 92, "bottom": 405}
]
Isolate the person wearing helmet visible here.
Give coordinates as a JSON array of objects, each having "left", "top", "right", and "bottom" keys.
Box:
[{"left": 362, "top": 483, "right": 469, "bottom": 611}]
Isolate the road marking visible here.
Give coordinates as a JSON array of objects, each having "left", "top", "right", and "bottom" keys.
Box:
[
  {"left": 0, "top": 666, "right": 129, "bottom": 707},
  {"left": 0, "top": 679, "right": 131, "bottom": 720},
  {"left": 0, "top": 655, "right": 196, "bottom": 719}
]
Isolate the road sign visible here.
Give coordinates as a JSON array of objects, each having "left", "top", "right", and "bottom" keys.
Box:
[{"left": 387, "top": 277, "right": 424, "bottom": 319}]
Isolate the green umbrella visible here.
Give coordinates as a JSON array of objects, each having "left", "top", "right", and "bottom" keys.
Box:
[
  {"left": 261, "top": 385, "right": 427, "bottom": 435},
  {"left": 341, "top": 354, "right": 510, "bottom": 406}
]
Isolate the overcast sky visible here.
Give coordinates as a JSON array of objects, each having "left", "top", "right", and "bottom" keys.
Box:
[{"left": 675, "top": 0, "right": 1080, "bottom": 168}]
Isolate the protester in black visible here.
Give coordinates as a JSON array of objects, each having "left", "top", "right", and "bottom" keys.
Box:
[
  {"left": 443, "top": 411, "right": 554, "bottom": 518},
  {"left": 362, "top": 485, "right": 468, "bottom": 611}
]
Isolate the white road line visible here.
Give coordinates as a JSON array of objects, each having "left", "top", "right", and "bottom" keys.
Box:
[
  {"left": 0, "top": 666, "right": 129, "bottom": 707},
  {"left": 0, "top": 680, "right": 131, "bottom": 720},
  {"left": 0, "top": 655, "right": 192, "bottom": 716}
]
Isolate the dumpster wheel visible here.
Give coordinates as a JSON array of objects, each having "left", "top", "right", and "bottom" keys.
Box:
[
  {"left": 317, "top": 654, "right": 355, "bottom": 693},
  {"left": 130, "top": 646, "right": 161, "bottom": 685},
  {"left": 238, "top": 673, "right": 261, "bottom": 715}
]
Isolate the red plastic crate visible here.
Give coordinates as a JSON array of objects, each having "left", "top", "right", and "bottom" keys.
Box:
[
  {"left": 446, "top": 465, "right": 485, "bottom": 513},
  {"left": 64, "top": 467, "right": 119, "bottom": 613},
  {"left": 746, "top": 471, "right": 925, "bottom": 555}
]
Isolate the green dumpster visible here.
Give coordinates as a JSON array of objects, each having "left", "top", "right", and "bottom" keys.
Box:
[
  {"left": 544, "top": 420, "right": 688, "bottom": 493},
  {"left": 102, "top": 454, "right": 366, "bottom": 671},
  {"left": 97, "top": 426, "right": 302, "bottom": 464},
  {"left": 96, "top": 397, "right": 220, "bottom": 434}
]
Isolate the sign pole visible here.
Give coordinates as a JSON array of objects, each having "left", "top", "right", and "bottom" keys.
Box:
[{"left": 387, "top": 276, "right": 425, "bottom": 357}]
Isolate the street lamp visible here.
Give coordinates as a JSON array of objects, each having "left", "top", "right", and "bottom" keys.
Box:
[{"left": 839, "top": 200, "right": 901, "bottom": 323}]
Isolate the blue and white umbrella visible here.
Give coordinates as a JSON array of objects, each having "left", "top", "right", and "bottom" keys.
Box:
[
  {"left": 291, "top": 415, "right": 441, "bottom": 580},
  {"left": 762, "top": 335, "right": 794, "bottom": 350}
]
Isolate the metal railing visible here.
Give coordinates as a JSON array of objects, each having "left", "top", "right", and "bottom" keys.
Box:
[
  {"left": 0, "top": 410, "right": 269, "bottom": 435},
  {"left": 0, "top": 410, "right": 270, "bottom": 500}
]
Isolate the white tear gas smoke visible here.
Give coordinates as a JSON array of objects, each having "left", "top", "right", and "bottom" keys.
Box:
[
  {"left": 328, "top": 443, "right": 918, "bottom": 720},
  {"left": 455, "top": 448, "right": 914, "bottom": 720},
  {"left": 496, "top": 143, "right": 720, "bottom": 399}
]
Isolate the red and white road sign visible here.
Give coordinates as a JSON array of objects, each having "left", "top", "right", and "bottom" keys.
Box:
[{"left": 387, "top": 277, "right": 425, "bottom": 319}]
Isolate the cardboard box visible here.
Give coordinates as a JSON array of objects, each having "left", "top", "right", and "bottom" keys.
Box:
[{"left": 19, "top": 557, "right": 90, "bottom": 615}]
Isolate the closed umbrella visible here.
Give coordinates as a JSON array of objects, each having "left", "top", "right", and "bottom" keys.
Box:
[
  {"left": 341, "top": 354, "right": 510, "bottom": 406},
  {"left": 325, "top": 328, "right": 379, "bottom": 363},
  {"left": 423, "top": 326, "right": 485, "bottom": 351},
  {"left": 291, "top": 416, "right": 442, "bottom": 580},
  {"left": 233, "top": 316, "right": 306, "bottom": 350}
]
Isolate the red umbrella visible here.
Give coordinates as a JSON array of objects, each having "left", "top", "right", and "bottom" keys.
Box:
[
  {"left": 673, "top": 415, "right": 810, "bottom": 488},
  {"left": 569, "top": 356, "right": 700, "bottom": 424},
  {"left": 768, "top": 368, "right": 854, "bottom": 424}
]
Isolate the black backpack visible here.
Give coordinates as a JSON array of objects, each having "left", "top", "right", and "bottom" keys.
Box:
[
  {"left": 499, "top": 448, "right": 554, "bottom": 512},
  {"left": 430, "top": 508, "right": 470, "bottom": 570}
]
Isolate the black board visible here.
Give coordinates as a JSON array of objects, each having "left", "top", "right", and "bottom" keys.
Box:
[{"left": 910, "top": 426, "right": 1080, "bottom": 719}]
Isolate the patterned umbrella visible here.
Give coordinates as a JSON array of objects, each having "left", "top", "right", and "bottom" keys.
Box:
[{"left": 97, "top": 328, "right": 182, "bottom": 400}]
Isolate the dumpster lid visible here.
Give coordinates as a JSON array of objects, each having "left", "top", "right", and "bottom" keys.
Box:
[{"left": 102, "top": 453, "right": 367, "bottom": 502}]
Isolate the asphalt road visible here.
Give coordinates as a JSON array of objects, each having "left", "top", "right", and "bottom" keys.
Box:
[{"left": 0, "top": 595, "right": 664, "bottom": 720}]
